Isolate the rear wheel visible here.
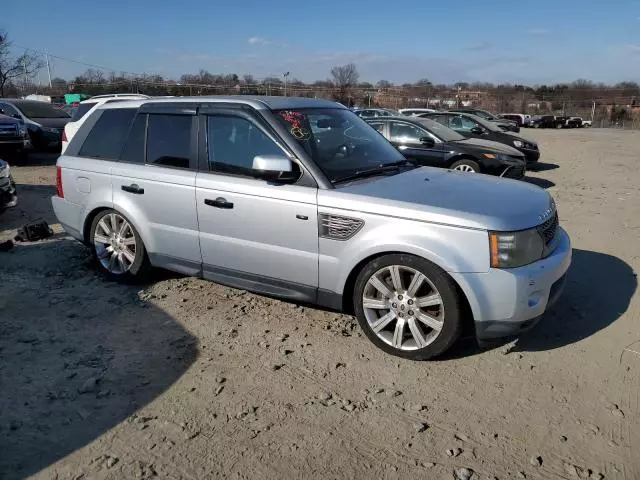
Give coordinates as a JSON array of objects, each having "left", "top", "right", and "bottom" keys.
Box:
[
  {"left": 89, "top": 209, "right": 150, "bottom": 282},
  {"left": 353, "top": 254, "right": 464, "bottom": 360},
  {"left": 450, "top": 158, "right": 480, "bottom": 173}
]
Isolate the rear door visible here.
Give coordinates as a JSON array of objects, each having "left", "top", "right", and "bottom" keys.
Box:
[
  {"left": 388, "top": 120, "right": 446, "bottom": 167},
  {"left": 111, "top": 105, "right": 201, "bottom": 272}
]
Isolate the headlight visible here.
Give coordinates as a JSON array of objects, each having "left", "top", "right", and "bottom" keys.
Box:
[
  {"left": 513, "top": 140, "right": 523, "bottom": 148},
  {"left": 489, "top": 228, "right": 544, "bottom": 268},
  {"left": 18, "top": 125, "right": 27, "bottom": 136},
  {"left": 483, "top": 153, "right": 511, "bottom": 162}
]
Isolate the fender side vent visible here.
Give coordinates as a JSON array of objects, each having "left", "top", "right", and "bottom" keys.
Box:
[{"left": 319, "top": 214, "right": 364, "bottom": 241}]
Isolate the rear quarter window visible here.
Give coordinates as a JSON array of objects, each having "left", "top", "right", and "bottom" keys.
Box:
[
  {"left": 72, "top": 102, "right": 98, "bottom": 122},
  {"left": 78, "top": 109, "right": 136, "bottom": 159}
]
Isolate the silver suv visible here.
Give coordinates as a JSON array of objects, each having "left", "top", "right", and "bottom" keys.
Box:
[{"left": 52, "top": 97, "right": 571, "bottom": 359}]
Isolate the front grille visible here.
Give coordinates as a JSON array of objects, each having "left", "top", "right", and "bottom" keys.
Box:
[
  {"left": 538, "top": 212, "right": 559, "bottom": 245},
  {"left": 0, "top": 124, "right": 18, "bottom": 136},
  {"left": 319, "top": 214, "right": 364, "bottom": 241},
  {"left": 502, "top": 165, "right": 525, "bottom": 179}
]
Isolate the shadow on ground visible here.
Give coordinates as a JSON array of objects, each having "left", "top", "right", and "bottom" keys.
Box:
[
  {"left": 522, "top": 176, "right": 556, "bottom": 189},
  {"left": 529, "top": 162, "right": 559, "bottom": 172},
  {"left": 0, "top": 239, "right": 197, "bottom": 479},
  {"left": 1, "top": 184, "right": 58, "bottom": 231},
  {"left": 442, "top": 248, "right": 636, "bottom": 359}
]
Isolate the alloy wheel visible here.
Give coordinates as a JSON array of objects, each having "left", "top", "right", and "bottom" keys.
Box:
[
  {"left": 362, "top": 265, "right": 445, "bottom": 351},
  {"left": 93, "top": 213, "right": 137, "bottom": 274},
  {"left": 453, "top": 164, "right": 476, "bottom": 173}
]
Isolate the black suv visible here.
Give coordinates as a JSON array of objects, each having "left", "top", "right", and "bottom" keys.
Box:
[
  {"left": 366, "top": 116, "right": 526, "bottom": 179},
  {"left": 0, "top": 113, "right": 29, "bottom": 160}
]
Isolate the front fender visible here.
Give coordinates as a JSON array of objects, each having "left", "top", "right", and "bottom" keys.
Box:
[{"left": 319, "top": 215, "right": 490, "bottom": 295}]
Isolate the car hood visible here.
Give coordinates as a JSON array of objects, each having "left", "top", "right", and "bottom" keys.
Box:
[
  {"left": 29, "top": 117, "right": 70, "bottom": 129},
  {"left": 503, "top": 131, "right": 537, "bottom": 146},
  {"left": 321, "top": 167, "right": 554, "bottom": 231},
  {"left": 453, "top": 138, "right": 524, "bottom": 156}
]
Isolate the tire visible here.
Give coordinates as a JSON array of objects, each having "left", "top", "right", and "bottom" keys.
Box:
[
  {"left": 450, "top": 158, "right": 481, "bottom": 173},
  {"left": 533, "top": 123, "right": 540, "bottom": 129},
  {"left": 556, "top": 123, "right": 563, "bottom": 129},
  {"left": 89, "top": 209, "right": 150, "bottom": 283},
  {"left": 353, "top": 254, "right": 464, "bottom": 360}
]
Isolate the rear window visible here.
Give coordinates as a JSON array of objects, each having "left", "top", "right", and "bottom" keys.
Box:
[
  {"left": 78, "top": 108, "right": 136, "bottom": 159},
  {"left": 71, "top": 102, "right": 97, "bottom": 121}
]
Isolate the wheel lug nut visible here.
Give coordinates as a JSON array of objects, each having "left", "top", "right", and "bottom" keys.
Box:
[
  {"left": 407, "top": 299, "right": 413, "bottom": 305},
  {"left": 408, "top": 310, "right": 414, "bottom": 316},
  {"left": 398, "top": 312, "right": 404, "bottom": 317},
  {"left": 392, "top": 303, "right": 397, "bottom": 308},
  {"left": 398, "top": 295, "right": 403, "bottom": 300}
]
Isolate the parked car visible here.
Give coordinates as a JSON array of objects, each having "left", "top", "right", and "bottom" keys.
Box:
[
  {"left": 419, "top": 112, "right": 540, "bottom": 166},
  {"left": 565, "top": 117, "right": 583, "bottom": 128},
  {"left": 398, "top": 108, "right": 438, "bottom": 116},
  {"left": 499, "top": 113, "right": 532, "bottom": 128},
  {"left": 0, "top": 158, "right": 18, "bottom": 213},
  {"left": 353, "top": 108, "right": 397, "bottom": 118},
  {"left": 62, "top": 94, "right": 151, "bottom": 153},
  {"left": 580, "top": 118, "right": 592, "bottom": 127},
  {"left": 530, "top": 115, "right": 564, "bottom": 129},
  {"left": 366, "top": 115, "right": 527, "bottom": 178},
  {"left": 52, "top": 96, "right": 570, "bottom": 360},
  {"left": 0, "top": 113, "right": 30, "bottom": 160},
  {"left": 449, "top": 108, "right": 520, "bottom": 133},
  {"left": 0, "top": 99, "right": 71, "bottom": 151}
]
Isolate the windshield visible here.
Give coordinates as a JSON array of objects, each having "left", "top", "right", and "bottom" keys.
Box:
[
  {"left": 14, "top": 101, "right": 70, "bottom": 119},
  {"left": 415, "top": 117, "right": 466, "bottom": 142},
  {"left": 274, "top": 108, "right": 406, "bottom": 183},
  {"left": 466, "top": 114, "right": 502, "bottom": 132}
]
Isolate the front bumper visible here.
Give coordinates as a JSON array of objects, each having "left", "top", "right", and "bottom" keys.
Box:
[
  {"left": 452, "top": 227, "right": 572, "bottom": 340},
  {"left": 519, "top": 148, "right": 540, "bottom": 164},
  {"left": 0, "top": 174, "right": 18, "bottom": 209}
]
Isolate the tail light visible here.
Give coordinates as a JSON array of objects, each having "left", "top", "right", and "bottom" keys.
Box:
[
  {"left": 56, "top": 166, "right": 64, "bottom": 198},
  {"left": 62, "top": 129, "right": 67, "bottom": 142}
]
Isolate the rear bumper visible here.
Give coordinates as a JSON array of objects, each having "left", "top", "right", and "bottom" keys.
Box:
[
  {"left": 452, "top": 227, "right": 572, "bottom": 340},
  {"left": 51, "top": 195, "right": 84, "bottom": 241}
]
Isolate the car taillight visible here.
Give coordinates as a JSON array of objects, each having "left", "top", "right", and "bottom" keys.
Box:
[
  {"left": 56, "top": 166, "right": 64, "bottom": 198},
  {"left": 62, "top": 129, "right": 67, "bottom": 142}
]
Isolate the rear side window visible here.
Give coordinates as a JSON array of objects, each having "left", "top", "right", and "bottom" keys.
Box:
[
  {"left": 78, "top": 109, "right": 136, "bottom": 159},
  {"left": 71, "top": 102, "right": 97, "bottom": 121},
  {"left": 120, "top": 114, "right": 146, "bottom": 164},
  {"left": 146, "top": 114, "right": 192, "bottom": 169}
]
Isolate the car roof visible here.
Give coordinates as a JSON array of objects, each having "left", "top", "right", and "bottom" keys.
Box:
[{"left": 98, "top": 95, "right": 342, "bottom": 111}]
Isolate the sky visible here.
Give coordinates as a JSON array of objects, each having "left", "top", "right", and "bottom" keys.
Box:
[{"left": 3, "top": 0, "right": 640, "bottom": 85}]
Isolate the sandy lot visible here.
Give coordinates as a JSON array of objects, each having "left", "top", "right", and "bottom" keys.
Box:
[{"left": 1, "top": 128, "right": 639, "bottom": 480}]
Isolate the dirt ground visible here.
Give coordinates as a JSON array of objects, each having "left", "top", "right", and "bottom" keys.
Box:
[{"left": 1, "top": 128, "right": 639, "bottom": 480}]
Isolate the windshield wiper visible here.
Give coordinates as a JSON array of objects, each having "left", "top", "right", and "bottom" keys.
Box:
[{"left": 332, "top": 159, "right": 414, "bottom": 184}]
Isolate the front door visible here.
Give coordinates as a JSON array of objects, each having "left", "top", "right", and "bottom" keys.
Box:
[
  {"left": 388, "top": 120, "right": 446, "bottom": 167},
  {"left": 195, "top": 111, "right": 319, "bottom": 298}
]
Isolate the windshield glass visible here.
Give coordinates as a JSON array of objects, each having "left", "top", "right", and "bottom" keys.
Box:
[
  {"left": 466, "top": 114, "right": 502, "bottom": 132},
  {"left": 415, "top": 117, "right": 466, "bottom": 142},
  {"left": 14, "top": 101, "right": 70, "bottom": 119},
  {"left": 274, "top": 108, "right": 406, "bottom": 183}
]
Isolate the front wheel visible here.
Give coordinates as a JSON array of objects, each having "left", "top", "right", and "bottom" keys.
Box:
[
  {"left": 450, "top": 158, "right": 480, "bottom": 173},
  {"left": 353, "top": 254, "right": 464, "bottom": 360},
  {"left": 89, "top": 209, "right": 150, "bottom": 282}
]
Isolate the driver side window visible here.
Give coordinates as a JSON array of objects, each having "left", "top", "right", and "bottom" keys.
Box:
[
  {"left": 460, "top": 116, "right": 478, "bottom": 130},
  {"left": 389, "top": 122, "right": 425, "bottom": 144}
]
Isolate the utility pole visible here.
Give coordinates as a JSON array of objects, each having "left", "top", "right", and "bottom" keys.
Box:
[
  {"left": 46, "top": 51, "right": 52, "bottom": 88},
  {"left": 591, "top": 100, "right": 596, "bottom": 122},
  {"left": 283, "top": 72, "right": 290, "bottom": 97}
]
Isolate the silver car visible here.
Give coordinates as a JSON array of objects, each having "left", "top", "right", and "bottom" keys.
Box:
[{"left": 52, "top": 97, "right": 571, "bottom": 360}]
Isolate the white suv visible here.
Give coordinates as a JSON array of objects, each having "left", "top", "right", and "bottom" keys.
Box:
[{"left": 61, "top": 94, "right": 150, "bottom": 153}]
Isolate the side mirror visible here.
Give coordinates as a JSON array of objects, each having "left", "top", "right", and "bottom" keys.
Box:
[
  {"left": 470, "top": 126, "right": 484, "bottom": 134},
  {"left": 419, "top": 136, "right": 435, "bottom": 147},
  {"left": 252, "top": 155, "right": 298, "bottom": 182}
]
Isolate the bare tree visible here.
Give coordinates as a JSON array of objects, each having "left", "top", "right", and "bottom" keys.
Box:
[
  {"left": 330, "top": 63, "right": 359, "bottom": 103},
  {"left": 0, "top": 31, "right": 44, "bottom": 96}
]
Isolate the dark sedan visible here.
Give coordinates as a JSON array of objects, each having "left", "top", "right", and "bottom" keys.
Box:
[
  {"left": 0, "top": 99, "right": 71, "bottom": 151},
  {"left": 418, "top": 112, "right": 540, "bottom": 165},
  {"left": 449, "top": 108, "right": 520, "bottom": 133},
  {"left": 366, "top": 116, "right": 526, "bottom": 179}
]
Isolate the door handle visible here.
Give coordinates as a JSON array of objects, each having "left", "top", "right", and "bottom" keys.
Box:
[
  {"left": 205, "top": 197, "right": 234, "bottom": 209},
  {"left": 121, "top": 184, "right": 144, "bottom": 194}
]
